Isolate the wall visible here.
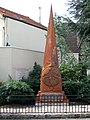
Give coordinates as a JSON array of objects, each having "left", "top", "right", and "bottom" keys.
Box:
[
  {"left": 12, "top": 47, "right": 44, "bottom": 80},
  {"left": 0, "top": 47, "right": 12, "bottom": 81},
  {"left": 68, "top": 53, "right": 79, "bottom": 62},
  {"left": 73, "top": 53, "right": 79, "bottom": 62},
  {"left": 0, "top": 47, "right": 44, "bottom": 81},
  {"left": 0, "top": 15, "right": 4, "bottom": 46},
  {"left": 6, "top": 18, "right": 47, "bottom": 52},
  {"left": 87, "top": 69, "right": 90, "bottom": 76}
]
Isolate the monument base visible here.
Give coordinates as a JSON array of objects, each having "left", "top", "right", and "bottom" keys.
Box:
[{"left": 36, "top": 91, "right": 68, "bottom": 105}]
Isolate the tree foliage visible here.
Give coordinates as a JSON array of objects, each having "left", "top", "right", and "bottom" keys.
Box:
[
  {"left": 61, "top": 63, "right": 90, "bottom": 103},
  {"left": 66, "top": 0, "right": 90, "bottom": 67},
  {"left": 0, "top": 80, "right": 34, "bottom": 105},
  {"left": 60, "top": 62, "right": 87, "bottom": 82},
  {"left": 23, "top": 62, "right": 42, "bottom": 95},
  {"left": 54, "top": 14, "right": 77, "bottom": 66},
  {"left": 68, "top": 0, "right": 90, "bottom": 41}
]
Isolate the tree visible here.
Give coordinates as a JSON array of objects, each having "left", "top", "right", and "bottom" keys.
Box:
[
  {"left": 66, "top": 0, "right": 90, "bottom": 68},
  {"left": 68, "top": 0, "right": 90, "bottom": 40},
  {"left": 27, "top": 62, "right": 42, "bottom": 94},
  {"left": 54, "top": 14, "right": 77, "bottom": 67}
]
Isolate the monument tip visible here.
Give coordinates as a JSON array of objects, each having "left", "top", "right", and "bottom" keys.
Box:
[{"left": 49, "top": 4, "right": 53, "bottom": 21}]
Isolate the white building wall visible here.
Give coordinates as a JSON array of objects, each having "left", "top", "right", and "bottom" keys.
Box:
[
  {"left": 0, "top": 15, "right": 4, "bottom": 46},
  {"left": 73, "top": 53, "right": 79, "bottom": 62},
  {"left": 6, "top": 18, "right": 46, "bottom": 52},
  {"left": 68, "top": 53, "right": 79, "bottom": 62},
  {"left": 12, "top": 47, "right": 44, "bottom": 80},
  {"left": 87, "top": 69, "right": 90, "bottom": 76},
  {"left": 0, "top": 47, "right": 12, "bottom": 81},
  {"left": 0, "top": 47, "right": 44, "bottom": 81}
]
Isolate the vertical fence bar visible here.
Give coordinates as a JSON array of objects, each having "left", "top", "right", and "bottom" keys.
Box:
[
  {"left": 57, "top": 95, "right": 59, "bottom": 113},
  {"left": 66, "top": 96, "right": 68, "bottom": 113},
  {"left": 77, "top": 97, "right": 79, "bottom": 113},
  {"left": 87, "top": 97, "right": 88, "bottom": 112}
]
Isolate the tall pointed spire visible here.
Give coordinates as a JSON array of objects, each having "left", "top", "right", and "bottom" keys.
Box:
[
  {"left": 43, "top": 5, "right": 58, "bottom": 68},
  {"left": 39, "top": 5, "right": 62, "bottom": 93},
  {"left": 36, "top": 5, "right": 67, "bottom": 104}
]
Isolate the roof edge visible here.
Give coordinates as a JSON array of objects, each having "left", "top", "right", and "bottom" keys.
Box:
[{"left": 0, "top": 7, "right": 47, "bottom": 31}]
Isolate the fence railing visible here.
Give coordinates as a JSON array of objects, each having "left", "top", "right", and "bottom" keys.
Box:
[{"left": 0, "top": 95, "right": 90, "bottom": 113}]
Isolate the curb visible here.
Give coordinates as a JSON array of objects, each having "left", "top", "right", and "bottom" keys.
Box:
[{"left": 0, "top": 113, "right": 90, "bottom": 119}]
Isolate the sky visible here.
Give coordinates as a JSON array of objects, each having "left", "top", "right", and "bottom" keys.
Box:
[{"left": 0, "top": 0, "right": 69, "bottom": 27}]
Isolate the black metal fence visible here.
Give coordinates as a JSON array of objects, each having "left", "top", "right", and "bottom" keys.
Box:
[{"left": 0, "top": 95, "right": 90, "bottom": 113}]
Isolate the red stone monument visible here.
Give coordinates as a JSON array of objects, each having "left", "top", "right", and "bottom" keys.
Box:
[{"left": 36, "top": 5, "right": 67, "bottom": 103}]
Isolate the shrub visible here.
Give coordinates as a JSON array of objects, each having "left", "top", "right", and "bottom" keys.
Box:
[
  {"left": 77, "top": 83, "right": 90, "bottom": 104},
  {"left": 0, "top": 81, "right": 3, "bottom": 86},
  {"left": 63, "top": 80, "right": 90, "bottom": 103},
  {"left": 60, "top": 63, "right": 87, "bottom": 82},
  {"left": 87, "top": 75, "right": 90, "bottom": 83},
  {"left": 62, "top": 81, "right": 83, "bottom": 96},
  {"left": 0, "top": 80, "right": 34, "bottom": 105},
  {"left": 73, "top": 63, "right": 87, "bottom": 82},
  {"left": 28, "top": 62, "right": 42, "bottom": 80},
  {"left": 60, "top": 64, "right": 75, "bottom": 81},
  {"left": 60, "top": 63, "right": 89, "bottom": 102},
  {"left": 23, "top": 62, "right": 42, "bottom": 95}
]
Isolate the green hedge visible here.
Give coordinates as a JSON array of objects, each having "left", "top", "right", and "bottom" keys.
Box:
[
  {"left": 60, "top": 63, "right": 87, "bottom": 82},
  {"left": 0, "top": 80, "right": 34, "bottom": 105},
  {"left": 22, "top": 62, "right": 42, "bottom": 95}
]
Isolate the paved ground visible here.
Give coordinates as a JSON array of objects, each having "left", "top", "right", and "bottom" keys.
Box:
[
  {"left": 28, "top": 118, "right": 90, "bottom": 120},
  {"left": 26, "top": 117, "right": 90, "bottom": 119},
  {"left": 0, "top": 118, "right": 90, "bottom": 120}
]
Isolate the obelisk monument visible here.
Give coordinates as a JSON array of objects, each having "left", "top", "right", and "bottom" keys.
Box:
[{"left": 37, "top": 5, "right": 65, "bottom": 102}]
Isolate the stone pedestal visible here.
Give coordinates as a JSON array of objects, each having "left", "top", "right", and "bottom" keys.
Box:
[{"left": 36, "top": 91, "right": 68, "bottom": 105}]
